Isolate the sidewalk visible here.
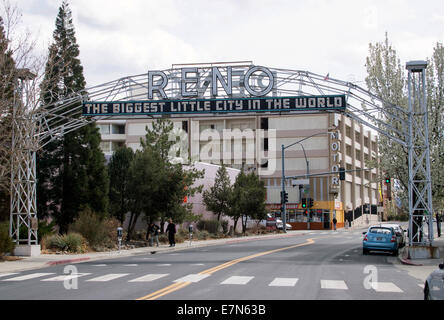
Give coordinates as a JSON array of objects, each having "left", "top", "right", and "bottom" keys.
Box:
[
  {"left": 398, "top": 236, "right": 444, "bottom": 267},
  {"left": 0, "top": 230, "right": 311, "bottom": 274}
]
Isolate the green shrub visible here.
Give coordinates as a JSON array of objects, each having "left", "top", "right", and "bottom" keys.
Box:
[
  {"left": 63, "top": 233, "right": 86, "bottom": 253},
  {"left": 0, "top": 222, "right": 15, "bottom": 257},
  {"left": 69, "top": 207, "right": 108, "bottom": 249},
  {"left": 197, "top": 219, "right": 221, "bottom": 234},
  {"left": 197, "top": 230, "right": 210, "bottom": 240},
  {"left": 158, "top": 233, "right": 168, "bottom": 244},
  {"left": 43, "top": 233, "right": 87, "bottom": 253},
  {"left": 43, "top": 234, "right": 65, "bottom": 251}
]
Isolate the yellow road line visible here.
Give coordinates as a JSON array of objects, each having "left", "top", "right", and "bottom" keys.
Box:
[
  {"left": 137, "top": 238, "right": 315, "bottom": 300},
  {"left": 137, "top": 281, "right": 192, "bottom": 300}
]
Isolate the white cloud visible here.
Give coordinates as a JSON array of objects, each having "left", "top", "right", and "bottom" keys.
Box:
[{"left": 9, "top": 0, "right": 444, "bottom": 87}]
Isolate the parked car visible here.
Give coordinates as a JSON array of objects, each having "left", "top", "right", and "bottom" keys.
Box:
[
  {"left": 276, "top": 219, "right": 292, "bottom": 230},
  {"left": 377, "top": 223, "right": 407, "bottom": 247},
  {"left": 424, "top": 262, "right": 444, "bottom": 300},
  {"left": 362, "top": 225, "right": 399, "bottom": 256}
]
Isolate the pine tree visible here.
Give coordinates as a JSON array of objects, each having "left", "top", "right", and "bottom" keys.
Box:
[
  {"left": 37, "top": 1, "right": 108, "bottom": 233},
  {"left": 0, "top": 15, "right": 17, "bottom": 222},
  {"left": 108, "top": 146, "right": 134, "bottom": 224},
  {"left": 203, "top": 165, "right": 232, "bottom": 221}
]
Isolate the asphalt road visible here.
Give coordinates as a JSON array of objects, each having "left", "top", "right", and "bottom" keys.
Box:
[{"left": 0, "top": 229, "right": 425, "bottom": 300}]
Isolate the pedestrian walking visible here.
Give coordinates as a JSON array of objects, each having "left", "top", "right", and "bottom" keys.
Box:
[
  {"left": 436, "top": 212, "right": 442, "bottom": 238},
  {"left": 148, "top": 222, "right": 160, "bottom": 247},
  {"left": 166, "top": 218, "right": 176, "bottom": 247},
  {"left": 332, "top": 217, "right": 337, "bottom": 231}
]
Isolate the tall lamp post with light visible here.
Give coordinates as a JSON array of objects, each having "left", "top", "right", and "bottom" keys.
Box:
[{"left": 281, "top": 131, "right": 330, "bottom": 232}]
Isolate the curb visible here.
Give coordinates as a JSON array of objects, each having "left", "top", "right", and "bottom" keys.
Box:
[
  {"left": 46, "top": 257, "right": 90, "bottom": 266},
  {"left": 398, "top": 256, "right": 423, "bottom": 266}
]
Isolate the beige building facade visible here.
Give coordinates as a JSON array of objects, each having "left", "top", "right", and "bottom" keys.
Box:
[{"left": 98, "top": 111, "right": 381, "bottom": 230}]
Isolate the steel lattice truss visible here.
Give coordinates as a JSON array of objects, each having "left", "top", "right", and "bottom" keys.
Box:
[{"left": 12, "top": 62, "right": 434, "bottom": 247}]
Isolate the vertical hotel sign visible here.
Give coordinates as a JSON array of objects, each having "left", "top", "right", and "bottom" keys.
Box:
[{"left": 330, "top": 130, "right": 341, "bottom": 192}]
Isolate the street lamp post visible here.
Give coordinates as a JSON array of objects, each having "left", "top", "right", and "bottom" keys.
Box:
[{"left": 281, "top": 131, "right": 328, "bottom": 232}]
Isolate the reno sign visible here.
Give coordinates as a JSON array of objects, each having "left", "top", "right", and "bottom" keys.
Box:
[{"left": 82, "top": 65, "right": 346, "bottom": 116}]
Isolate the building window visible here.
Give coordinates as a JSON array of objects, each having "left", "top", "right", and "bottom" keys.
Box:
[
  {"left": 98, "top": 124, "right": 110, "bottom": 135},
  {"left": 100, "top": 141, "right": 111, "bottom": 152},
  {"left": 264, "top": 138, "right": 269, "bottom": 151},
  {"left": 364, "top": 136, "right": 369, "bottom": 148},
  {"left": 112, "top": 124, "right": 125, "bottom": 134},
  {"left": 182, "top": 121, "right": 188, "bottom": 133},
  {"left": 345, "top": 126, "right": 352, "bottom": 138},
  {"left": 260, "top": 117, "right": 268, "bottom": 130}
]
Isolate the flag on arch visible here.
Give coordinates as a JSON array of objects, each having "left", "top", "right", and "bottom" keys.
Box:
[{"left": 324, "top": 73, "right": 330, "bottom": 81}]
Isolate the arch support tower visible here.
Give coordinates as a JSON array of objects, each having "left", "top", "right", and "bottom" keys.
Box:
[{"left": 406, "top": 61, "right": 434, "bottom": 248}]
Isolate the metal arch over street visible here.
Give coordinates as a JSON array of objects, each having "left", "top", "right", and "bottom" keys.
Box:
[{"left": 10, "top": 61, "right": 433, "bottom": 250}]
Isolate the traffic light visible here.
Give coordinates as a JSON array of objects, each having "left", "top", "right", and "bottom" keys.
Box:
[
  {"left": 301, "top": 198, "right": 307, "bottom": 208},
  {"left": 385, "top": 177, "right": 390, "bottom": 184},
  {"left": 309, "top": 198, "right": 314, "bottom": 208},
  {"left": 281, "top": 191, "right": 288, "bottom": 204},
  {"left": 339, "top": 167, "right": 345, "bottom": 181}
]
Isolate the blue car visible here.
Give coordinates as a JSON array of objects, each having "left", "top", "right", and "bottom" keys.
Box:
[{"left": 362, "top": 226, "right": 399, "bottom": 256}]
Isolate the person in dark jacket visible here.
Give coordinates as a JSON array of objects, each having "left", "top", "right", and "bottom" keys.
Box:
[
  {"left": 166, "top": 218, "right": 176, "bottom": 247},
  {"left": 148, "top": 222, "right": 160, "bottom": 247}
]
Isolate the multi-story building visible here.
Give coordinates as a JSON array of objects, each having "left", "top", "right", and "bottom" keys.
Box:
[{"left": 97, "top": 111, "right": 381, "bottom": 230}]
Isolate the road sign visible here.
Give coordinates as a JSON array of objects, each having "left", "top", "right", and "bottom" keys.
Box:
[{"left": 292, "top": 179, "right": 309, "bottom": 186}]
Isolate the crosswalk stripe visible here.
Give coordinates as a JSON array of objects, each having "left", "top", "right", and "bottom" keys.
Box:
[
  {"left": 2, "top": 273, "right": 55, "bottom": 281},
  {"left": 371, "top": 282, "right": 403, "bottom": 293},
  {"left": 0, "top": 273, "right": 18, "bottom": 279},
  {"left": 174, "top": 274, "right": 210, "bottom": 283},
  {"left": 86, "top": 274, "right": 130, "bottom": 282},
  {"left": 41, "top": 273, "right": 91, "bottom": 281},
  {"left": 320, "top": 280, "right": 348, "bottom": 290},
  {"left": 129, "top": 274, "right": 169, "bottom": 282},
  {"left": 220, "top": 276, "right": 254, "bottom": 285},
  {"left": 268, "top": 277, "right": 299, "bottom": 287}
]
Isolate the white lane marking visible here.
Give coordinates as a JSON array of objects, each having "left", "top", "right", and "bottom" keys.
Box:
[
  {"left": 0, "top": 273, "right": 18, "bottom": 279},
  {"left": 268, "top": 277, "right": 299, "bottom": 287},
  {"left": 123, "top": 264, "right": 138, "bottom": 267},
  {"left": 86, "top": 274, "right": 130, "bottom": 282},
  {"left": 92, "top": 264, "right": 107, "bottom": 267},
  {"left": 156, "top": 264, "right": 171, "bottom": 266},
  {"left": 220, "top": 276, "right": 254, "bottom": 285},
  {"left": 320, "top": 280, "right": 348, "bottom": 290},
  {"left": 190, "top": 263, "right": 205, "bottom": 266},
  {"left": 371, "top": 282, "right": 403, "bottom": 293},
  {"left": 2, "top": 273, "right": 55, "bottom": 281},
  {"left": 129, "top": 274, "right": 169, "bottom": 282},
  {"left": 174, "top": 274, "right": 210, "bottom": 283},
  {"left": 41, "top": 273, "right": 91, "bottom": 281}
]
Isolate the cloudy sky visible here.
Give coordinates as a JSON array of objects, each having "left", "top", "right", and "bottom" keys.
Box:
[{"left": 9, "top": 0, "right": 444, "bottom": 88}]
